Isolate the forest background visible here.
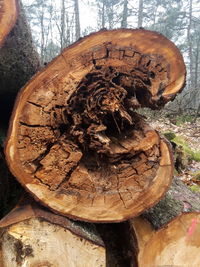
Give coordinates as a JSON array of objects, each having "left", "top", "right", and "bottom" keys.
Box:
[{"left": 22, "top": 0, "right": 200, "bottom": 116}]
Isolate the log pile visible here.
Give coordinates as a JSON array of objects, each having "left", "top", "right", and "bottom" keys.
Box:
[{"left": 2, "top": 1, "right": 200, "bottom": 266}]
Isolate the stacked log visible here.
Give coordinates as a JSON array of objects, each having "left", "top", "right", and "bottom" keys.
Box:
[
  {"left": 0, "top": 0, "right": 39, "bottom": 218},
  {"left": 5, "top": 29, "right": 185, "bottom": 222},
  {"left": 0, "top": 0, "right": 40, "bottom": 126},
  {"left": 0, "top": 198, "right": 106, "bottom": 267},
  {"left": 130, "top": 177, "right": 200, "bottom": 266},
  {"left": 2, "top": 1, "right": 200, "bottom": 265}
]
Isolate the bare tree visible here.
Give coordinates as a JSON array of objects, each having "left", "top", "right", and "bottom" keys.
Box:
[
  {"left": 74, "top": 0, "right": 81, "bottom": 40},
  {"left": 121, "top": 0, "right": 128, "bottom": 28},
  {"left": 138, "top": 0, "right": 143, "bottom": 28},
  {"left": 60, "top": 0, "right": 66, "bottom": 50}
]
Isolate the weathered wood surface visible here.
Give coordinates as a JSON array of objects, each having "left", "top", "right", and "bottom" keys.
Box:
[
  {"left": 131, "top": 212, "right": 200, "bottom": 267},
  {"left": 5, "top": 29, "right": 186, "bottom": 222},
  {"left": 129, "top": 178, "right": 200, "bottom": 266},
  {"left": 0, "top": 0, "right": 40, "bottom": 126},
  {"left": 0, "top": 199, "right": 106, "bottom": 267}
]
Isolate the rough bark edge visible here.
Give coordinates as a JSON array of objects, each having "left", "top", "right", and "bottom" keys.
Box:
[
  {"left": 143, "top": 177, "right": 200, "bottom": 230},
  {"left": 0, "top": 197, "right": 104, "bottom": 247}
]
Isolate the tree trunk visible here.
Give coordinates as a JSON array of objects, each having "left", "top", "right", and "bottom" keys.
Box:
[
  {"left": 0, "top": 0, "right": 40, "bottom": 126},
  {"left": 130, "top": 178, "right": 200, "bottom": 266},
  {"left": 60, "top": 0, "right": 66, "bottom": 50},
  {"left": 0, "top": 198, "right": 106, "bottom": 267},
  {"left": 137, "top": 0, "right": 143, "bottom": 28},
  {"left": 74, "top": 0, "right": 81, "bottom": 40},
  {"left": 121, "top": 0, "right": 128, "bottom": 28},
  {"left": 5, "top": 29, "right": 186, "bottom": 222},
  {"left": 187, "top": 0, "right": 193, "bottom": 90}
]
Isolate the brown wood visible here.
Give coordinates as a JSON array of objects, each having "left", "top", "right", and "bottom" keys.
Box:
[
  {"left": 0, "top": 0, "right": 40, "bottom": 126},
  {"left": 0, "top": 0, "right": 18, "bottom": 46},
  {"left": 131, "top": 212, "right": 200, "bottom": 267},
  {"left": 5, "top": 29, "right": 185, "bottom": 222},
  {"left": 129, "top": 178, "right": 200, "bottom": 266},
  {"left": 0, "top": 199, "right": 106, "bottom": 267}
]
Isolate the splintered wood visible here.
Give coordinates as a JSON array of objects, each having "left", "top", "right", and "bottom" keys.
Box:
[
  {"left": 5, "top": 29, "right": 186, "bottom": 222},
  {"left": 0, "top": 0, "right": 18, "bottom": 46}
]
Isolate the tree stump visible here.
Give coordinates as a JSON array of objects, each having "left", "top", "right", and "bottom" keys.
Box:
[
  {"left": 0, "top": 198, "right": 106, "bottom": 267},
  {"left": 130, "top": 178, "right": 200, "bottom": 266},
  {"left": 5, "top": 29, "right": 186, "bottom": 222}
]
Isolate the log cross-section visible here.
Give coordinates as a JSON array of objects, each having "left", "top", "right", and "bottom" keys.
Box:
[
  {"left": 5, "top": 29, "right": 186, "bottom": 222},
  {"left": 131, "top": 213, "right": 200, "bottom": 267},
  {"left": 0, "top": 200, "right": 106, "bottom": 267},
  {"left": 0, "top": 0, "right": 18, "bottom": 46}
]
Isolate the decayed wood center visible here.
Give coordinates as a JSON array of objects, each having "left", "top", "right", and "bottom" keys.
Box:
[{"left": 5, "top": 29, "right": 186, "bottom": 222}]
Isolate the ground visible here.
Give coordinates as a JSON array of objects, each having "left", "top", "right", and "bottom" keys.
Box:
[{"left": 148, "top": 116, "right": 200, "bottom": 191}]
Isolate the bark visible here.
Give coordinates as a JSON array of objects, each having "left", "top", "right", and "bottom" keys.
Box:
[
  {"left": 0, "top": 0, "right": 40, "bottom": 126},
  {"left": 129, "top": 178, "right": 200, "bottom": 266},
  {"left": 0, "top": 198, "right": 106, "bottom": 267},
  {"left": 143, "top": 177, "right": 200, "bottom": 229},
  {"left": 5, "top": 29, "right": 186, "bottom": 222}
]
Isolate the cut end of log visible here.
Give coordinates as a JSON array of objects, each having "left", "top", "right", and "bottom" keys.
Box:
[
  {"left": 0, "top": 201, "right": 105, "bottom": 267},
  {"left": 131, "top": 213, "right": 200, "bottom": 267},
  {"left": 0, "top": 0, "right": 18, "bottom": 46},
  {"left": 5, "top": 29, "right": 181, "bottom": 222}
]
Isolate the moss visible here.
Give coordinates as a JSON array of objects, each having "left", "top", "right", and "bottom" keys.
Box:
[
  {"left": 173, "top": 136, "right": 200, "bottom": 162},
  {"left": 164, "top": 131, "right": 176, "bottom": 141},
  {"left": 175, "top": 115, "right": 193, "bottom": 126},
  {"left": 191, "top": 171, "right": 200, "bottom": 180},
  {"left": 190, "top": 185, "right": 200, "bottom": 193}
]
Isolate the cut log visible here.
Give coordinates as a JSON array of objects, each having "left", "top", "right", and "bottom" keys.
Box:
[
  {"left": 0, "top": 0, "right": 40, "bottom": 126},
  {"left": 0, "top": 0, "right": 39, "bottom": 217},
  {"left": 0, "top": 199, "right": 106, "bottom": 267},
  {"left": 5, "top": 29, "right": 185, "bottom": 222},
  {"left": 130, "top": 178, "right": 200, "bottom": 266},
  {"left": 0, "top": 0, "right": 18, "bottom": 46},
  {"left": 131, "top": 213, "right": 200, "bottom": 267}
]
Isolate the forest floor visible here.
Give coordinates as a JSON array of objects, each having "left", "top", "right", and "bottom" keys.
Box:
[{"left": 148, "top": 116, "right": 200, "bottom": 192}]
